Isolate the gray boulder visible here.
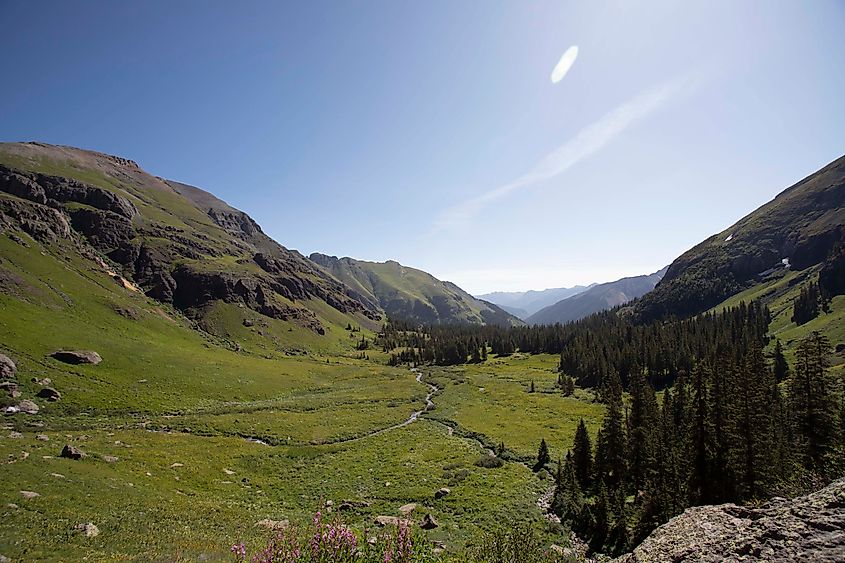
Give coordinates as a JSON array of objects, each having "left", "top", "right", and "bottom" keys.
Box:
[
  {"left": 36, "top": 387, "right": 61, "bottom": 401},
  {"left": 50, "top": 350, "right": 102, "bottom": 365},
  {"left": 420, "top": 513, "right": 439, "bottom": 530},
  {"left": 0, "top": 353, "right": 15, "bottom": 379},
  {"left": 61, "top": 444, "right": 86, "bottom": 460},
  {"left": 0, "top": 382, "right": 19, "bottom": 398},
  {"left": 17, "top": 400, "right": 39, "bottom": 414}
]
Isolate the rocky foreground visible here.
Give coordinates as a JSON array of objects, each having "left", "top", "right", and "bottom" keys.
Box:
[{"left": 617, "top": 479, "right": 845, "bottom": 562}]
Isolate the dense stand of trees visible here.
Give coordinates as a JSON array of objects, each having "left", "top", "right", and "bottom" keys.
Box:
[
  {"left": 382, "top": 302, "right": 770, "bottom": 390},
  {"left": 380, "top": 300, "right": 844, "bottom": 556},
  {"left": 544, "top": 331, "right": 844, "bottom": 556}
]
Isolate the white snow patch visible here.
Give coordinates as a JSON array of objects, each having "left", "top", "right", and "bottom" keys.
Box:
[{"left": 725, "top": 234, "right": 733, "bottom": 242}]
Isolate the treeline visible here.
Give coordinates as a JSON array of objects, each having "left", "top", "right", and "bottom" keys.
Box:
[
  {"left": 546, "top": 331, "right": 845, "bottom": 556},
  {"left": 381, "top": 301, "right": 770, "bottom": 390}
]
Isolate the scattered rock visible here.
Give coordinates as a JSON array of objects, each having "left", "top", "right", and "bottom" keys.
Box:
[
  {"left": 50, "top": 473, "right": 65, "bottom": 479},
  {"left": 255, "top": 519, "right": 289, "bottom": 531},
  {"left": 170, "top": 462, "right": 183, "bottom": 468},
  {"left": 0, "top": 353, "right": 15, "bottom": 379},
  {"left": 50, "top": 350, "right": 102, "bottom": 365},
  {"left": 8, "top": 431, "right": 23, "bottom": 439},
  {"left": 0, "top": 554, "right": 9, "bottom": 563},
  {"left": 550, "top": 544, "right": 575, "bottom": 557},
  {"left": 36, "top": 387, "right": 61, "bottom": 401},
  {"left": 60, "top": 444, "right": 86, "bottom": 460},
  {"left": 0, "top": 382, "right": 19, "bottom": 398},
  {"left": 19, "top": 491, "right": 39, "bottom": 499},
  {"left": 6, "top": 503, "right": 18, "bottom": 509},
  {"left": 36, "top": 434, "right": 49, "bottom": 441},
  {"left": 243, "top": 319, "right": 254, "bottom": 327},
  {"left": 223, "top": 468, "right": 235, "bottom": 475},
  {"left": 31, "top": 377, "right": 51, "bottom": 386},
  {"left": 101, "top": 455, "right": 119, "bottom": 463},
  {"left": 836, "top": 342, "right": 845, "bottom": 353},
  {"left": 325, "top": 499, "right": 334, "bottom": 507},
  {"left": 616, "top": 478, "right": 845, "bottom": 562},
  {"left": 420, "top": 513, "right": 439, "bottom": 530},
  {"left": 338, "top": 502, "right": 354, "bottom": 511},
  {"left": 434, "top": 487, "right": 451, "bottom": 499},
  {"left": 398, "top": 503, "right": 417, "bottom": 516},
  {"left": 75, "top": 522, "right": 100, "bottom": 537},
  {"left": 17, "top": 400, "right": 38, "bottom": 414},
  {"left": 374, "top": 516, "right": 412, "bottom": 527}
]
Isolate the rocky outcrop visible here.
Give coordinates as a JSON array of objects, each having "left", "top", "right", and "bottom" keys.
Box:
[{"left": 617, "top": 479, "right": 845, "bottom": 562}]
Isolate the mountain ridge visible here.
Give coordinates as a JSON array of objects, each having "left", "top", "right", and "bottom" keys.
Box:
[{"left": 309, "top": 253, "right": 523, "bottom": 326}]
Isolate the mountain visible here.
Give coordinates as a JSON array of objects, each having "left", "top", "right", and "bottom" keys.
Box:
[
  {"left": 527, "top": 267, "right": 667, "bottom": 325},
  {"left": 636, "top": 155, "right": 845, "bottom": 321},
  {"left": 477, "top": 285, "right": 592, "bottom": 319},
  {"left": 0, "top": 141, "right": 382, "bottom": 340},
  {"left": 309, "top": 253, "right": 523, "bottom": 326}
]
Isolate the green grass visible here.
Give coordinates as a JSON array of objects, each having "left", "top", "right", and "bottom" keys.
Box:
[
  {"left": 0, "top": 229, "right": 584, "bottom": 560},
  {"left": 426, "top": 354, "right": 605, "bottom": 463}
]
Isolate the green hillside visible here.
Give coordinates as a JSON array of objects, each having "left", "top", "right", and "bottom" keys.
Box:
[{"left": 309, "top": 253, "right": 523, "bottom": 326}]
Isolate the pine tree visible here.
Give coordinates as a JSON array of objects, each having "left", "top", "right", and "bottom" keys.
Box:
[
  {"left": 787, "top": 331, "right": 840, "bottom": 476},
  {"left": 772, "top": 339, "right": 790, "bottom": 382},
  {"left": 534, "top": 438, "right": 550, "bottom": 472},
  {"left": 628, "top": 368, "right": 659, "bottom": 494},
  {"left": 572, "top": 418, "right": 593, "bottom": 491},
  {"left": 589, "top": 481, "right": 610, "bottom": 553},
  {"left": 688, "top": 361, "right": 714, "bottom": 505},
  {"left": 595, "top": 372, "right": 627, "bottom": 492}
]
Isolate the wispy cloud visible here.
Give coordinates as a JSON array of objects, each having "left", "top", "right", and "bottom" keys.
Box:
[
  {"left": 551, "top": 46, "right": 579, "bottom": 84},
  {"left": 433, "top": 73, "right": 698, "bottom": 232}
]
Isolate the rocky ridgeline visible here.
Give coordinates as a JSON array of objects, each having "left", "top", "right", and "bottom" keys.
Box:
[
  {"left": 0, "top": 145, "right": 382, "bottom": 333},
  {"left": 616, "top": 479, "right": 845, "bottom": 562}
]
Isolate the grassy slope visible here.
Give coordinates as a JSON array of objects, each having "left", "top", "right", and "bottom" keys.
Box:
[
  {"left": 0, "top": 228, "right": 597, "bottom": 559},
  {"left": 709, "top": 267, "right": 845, "bottom": 369}
]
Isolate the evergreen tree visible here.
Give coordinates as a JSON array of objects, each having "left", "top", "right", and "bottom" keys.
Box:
[
  {"left": 687, "top": 362, "right": 714, "bottom": 504},
  {"left": 589, "top": 481, "right": 610, "bottom": 553},
  {"left": 787, "top": 331, "right": 840, "bottom": 476},
  {"left": 572, "top": 418, "right": 593, "bottom": 491},
  {"left": 772, "top": 339, "right": 790, "bottom": 382},
  {"left": 534, "top": 438, "right": 550, "bottom": 472},
  {"left": 628, "top": 368, "right": 659, "bottom": 494},
  {"left": 595, "top": 372, "right": 627, "bottom": 492}
]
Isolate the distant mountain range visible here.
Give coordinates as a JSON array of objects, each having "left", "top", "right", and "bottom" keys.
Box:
[
  {"left": 309, "top": 254, "right": 522, "bottom": 326},
  {"left": 476, "top": 285, "right": 592, "bottom": 319},
  {"left": 526, "top": 267, "right": 668, "bottom": 325}
]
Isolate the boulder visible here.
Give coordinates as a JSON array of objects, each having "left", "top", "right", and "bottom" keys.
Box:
[
  {"left": 31, "top": 377, "right": 51, "bottom": 386},
  {"left": 616, "top": 478, "right": 845, "bottom": 562},
  {"left": 434, "top": 487, "right": 451, "bottom": 499},
  {"left": 19, "top": 491, "right": 39, "bottom": 499},
  {"left": 75, "top": 522, "right": 100, "bottom": 537},
  {"left": 36, "top": 387, "right": 61, "bottom": 401},
  {"left": 374, "top": 516, "right": 412, "bottom": 528},
  {"left": 101, "top": 455, "right": 119, "bottom": 463},
  {"left": 0, "top": 381, "right": 19, "bottom": 398},
  {"left": 0, "top": 353, "right": 15, "bottom": 379},
  {"left": 17, "top": 400, "right": 39, "bottom": 414},
  {"left": 420, "top": 513, "right": 439, "bottom": 530},
  {"left": 61, "top": 444, "right": 86, "bottom": 460},
  {"left": 36, "top": 434, "right": 49, "bottom": 441},
  {"left": 398, "top": 503, "right": 417, "bottom": 516},
  {"left": 50, "top": 350, "right": 102, "bottom": 365}
]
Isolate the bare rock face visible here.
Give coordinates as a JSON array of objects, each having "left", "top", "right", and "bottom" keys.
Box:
[
  {"left": 50, "top": 350, "right": 102, "bottom": 365},
  {"left": 617, "top": 479, "right": 845, "bottom": 562}
]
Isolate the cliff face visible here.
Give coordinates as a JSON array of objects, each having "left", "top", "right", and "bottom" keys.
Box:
[{"left": 617, "top": 479, "right": 845, "bottom": 562}]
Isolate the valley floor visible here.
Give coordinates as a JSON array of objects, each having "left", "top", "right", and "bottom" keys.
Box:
[{"left": 0, "top": 349, "right": 599, "bottom": 560}]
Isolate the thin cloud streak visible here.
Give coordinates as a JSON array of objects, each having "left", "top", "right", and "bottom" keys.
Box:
[{"left": 433, "top": 73, "right": 698, "bottom": 232}]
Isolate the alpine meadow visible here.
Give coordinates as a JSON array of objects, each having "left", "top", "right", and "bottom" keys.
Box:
[{"left": 1, "top": 2, "right": 845, "bottom": 562}]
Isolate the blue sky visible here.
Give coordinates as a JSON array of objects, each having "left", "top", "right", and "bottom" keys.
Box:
[{"left": 2, "top": 1, "right": 844, "bottom": 294}]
